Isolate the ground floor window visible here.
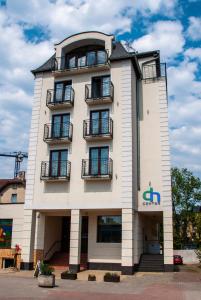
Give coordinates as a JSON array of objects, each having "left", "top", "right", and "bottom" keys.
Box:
[
  {"left": 0, "top": 219, "right": 13, "bottom": 248},
  {"left": 97, "top": 215, "right": 121, "bottom": 243}
]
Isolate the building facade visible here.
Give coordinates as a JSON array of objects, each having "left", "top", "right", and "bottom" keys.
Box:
[
  {"left": 0, "top": 175, "right": 25, "bottom": 268},
  {"left": 21, "top": 31, "right": 173, "bottom": 274}
]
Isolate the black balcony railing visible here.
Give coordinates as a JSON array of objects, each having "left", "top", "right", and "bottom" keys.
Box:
[
  {"left": 142, "top": 63, "right": 166, "bottom": 82},
  {"left": 82, "top": 158, "right": 113, "bottom": 179},
  {"left": 44, "top": 122, "right": 73, "bottom": 143},
  {"left": 85, "top": 82, "right": 114, "bottom": 103},
  {"left": 83, "top": 118, "right": 113, "bottom": 139},
  {"left": 46, "top": 87, "right": 74, "bottom": 108},
  {"left": 52, "top": 50, "right": 109, "bottom": 72},
  {"left": 41, "top": 160, "right": 71, "bottom": 180}
]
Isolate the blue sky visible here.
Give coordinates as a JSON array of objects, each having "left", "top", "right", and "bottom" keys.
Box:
[{"left": 0, "top": 0, "right": 201, "bottom": 178}]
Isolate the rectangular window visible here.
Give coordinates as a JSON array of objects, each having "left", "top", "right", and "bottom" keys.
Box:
[
  {"left": 0, "top": 219, "right": 13, "bottom": 248},
  {"left": 97, "top": 216, "right": 122, "bottom": 243},
  {"left": 90, "top": 110, "right": 109, "bottom": 135},
  {"left": 54, "top": 81, "right": 72, "bottom": 103},
  {"left": 50, "top": 150, "right": 68, "bottom": 177},
  {"left": 52, "top": 114, "right": 70, "bottom": 138},
  {"left": 92, "top": 76, "right": 110, "bottom": 98},
  {"left": 11, "top": 194, "right": 17, "bottom": 203},
  {"left": 89, "top": 147, "right": 109, "bottom": 176}
]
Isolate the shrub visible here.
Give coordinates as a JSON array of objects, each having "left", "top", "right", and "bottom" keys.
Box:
[
  {"left": 88, "top": 274, "right": 96, "bottom": 281},
  {"left": 195, "top": 248, "right": 201, "bottom": 264},
  {"left": 40, "top": 262, "right": 54, "bottom": 276},
  {"left": 104, "top": 272, "right": 120, "bottom": 282}
]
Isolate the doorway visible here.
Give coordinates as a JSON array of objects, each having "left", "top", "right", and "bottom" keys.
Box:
[{"left": 61, "top": 216, "right": 71, "bottom": 252}]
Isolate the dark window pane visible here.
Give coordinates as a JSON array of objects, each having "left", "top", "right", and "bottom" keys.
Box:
[
  {"left": 97, "top": 50, "right": 107, "bottom": 64},
  {"left": 97, "top": 216, "right": 121, "bottom": 243},
  {"left": 87, "top": 51, "right": 96, "bottom": 66}
]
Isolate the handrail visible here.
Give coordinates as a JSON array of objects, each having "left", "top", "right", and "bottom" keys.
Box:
[{"left": 44, "top": 240, "right": 61, "bottom": 260}]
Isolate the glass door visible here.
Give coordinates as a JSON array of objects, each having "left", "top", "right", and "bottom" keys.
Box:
[
  {"left": 55, "top": 83, "right": 63, "bottom": 102},
  {"left": 91, "top": 76, "right": 110, "bottom": 98},
  {"left": 102, "top": 76, "right": 110, "bottom": 97},
  {"left": 90, "top": 110, "right": 109, "bottom": 135},
  {"left": 55, "top": 81, "right": 72, "bottom": 102},
  {"left": 50, "top": 150, "right": 68, "bottom": 177},
  {"left": 89, "top": 147, "right": 109, "bottom": 175},
  {"left": 52, "top": 114, "right": 70, "bottom": 138}
]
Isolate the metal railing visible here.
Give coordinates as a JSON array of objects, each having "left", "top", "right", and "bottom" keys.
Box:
[
  {"left": 41, "top": 160, "right": 71, "bottom": 180},
  {"left": 46, "top": 87, "right": 74, "bottom": 107},
  {"left": 83, "top": 118, "right": 113, "bottom": 138},
  {"left": 81, "top": 158, "right": 113, "bottom": 178},
  {"left": 142, "top": 63, "right": 166, "bottom": 81},
  {"left": 52, "top": 49, "right": 109, "bottom": 72},
  {"left": 44, "top": 122, "right": 73, "bottom": 142},
  {"left": 85, "top": 82, "right": 114, "bottom": 101}
]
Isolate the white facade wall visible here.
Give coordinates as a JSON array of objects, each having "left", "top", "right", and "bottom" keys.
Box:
[{"left": 21, "top": 32, "right": 173, "bottom": 271}]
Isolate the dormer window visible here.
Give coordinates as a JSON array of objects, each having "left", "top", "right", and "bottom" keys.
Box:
[{"left": 64, "top": 46, "right": 108, "bottom": 70}]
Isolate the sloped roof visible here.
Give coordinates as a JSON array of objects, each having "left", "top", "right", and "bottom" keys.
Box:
[
  {"left": 31, "top": 54, "right": 55, "bottom": 75},
  {"left": 31, "top": 40, "right": 159, "bottom": 76},
  {"left": 0, "top": 179, "right": 25, "bottom": 193}
]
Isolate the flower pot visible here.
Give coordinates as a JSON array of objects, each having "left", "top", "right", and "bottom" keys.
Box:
[
  {"left": 103, "top": 275, "right": 120, "bottom": 282},
  {"left": 38, "top": 274, "right": 55, "bottom": 287},
  {"left": 61, "top": 271, "right": 77, "bottom": 280},
  {"left": 88, "top": 275, "right": 96, "bottom": 281}
]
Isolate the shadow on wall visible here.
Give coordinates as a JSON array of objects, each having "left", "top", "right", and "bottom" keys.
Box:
[
  {"left": 43, "top": 182, "right": 70, "bottom": 193},
  {"left": 84, "top": 181, "right": 112, "bottom": 193}
]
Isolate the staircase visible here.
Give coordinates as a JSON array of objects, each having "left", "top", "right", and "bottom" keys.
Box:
[
  {"left": 48, "top": 252, "right": 88, "bottom": 270},
  {"left": 138, "top": 254, "right": 164, "bottom": 272},
  {"left": 49, "top": 252, "right": 69, "bottom": 270}
]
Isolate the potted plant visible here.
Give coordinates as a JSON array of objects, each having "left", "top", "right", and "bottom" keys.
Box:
[
  {"left": 88, "top": 274, "right": 96, "bottom": 281},
  {"left": 61, "top": 270, "right": 77, "bottom": 280},
  {"left": 38, "top": 261, "right": 55, "bottom": 288},
  {"left": 103, "top": 272, "right": 120, "bottom": 283}
]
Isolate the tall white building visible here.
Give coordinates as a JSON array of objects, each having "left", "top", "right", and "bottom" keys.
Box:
[{"left": 20, "top": 31, "right": 173, "bottom": 274}]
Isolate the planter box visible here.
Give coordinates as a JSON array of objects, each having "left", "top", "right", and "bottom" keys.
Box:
[
  {"left": 38, "top": 274, "right": 55, "bottom": 288},
  {"left": 88, "top": 276, "right": 96, "bottom": 281},
  {"left": 103, "top": 275, "right": 120, "bottom": 283},
  {"left": 61, "top": 271, "right": 77, "bottom": 280}
]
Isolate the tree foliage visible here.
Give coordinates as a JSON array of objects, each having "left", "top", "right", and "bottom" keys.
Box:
[{"left": 171, "top": 167, "right": 201, "bottom": 249}]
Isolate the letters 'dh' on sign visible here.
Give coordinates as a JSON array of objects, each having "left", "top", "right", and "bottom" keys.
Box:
[{"left": 142, "top": 187, "right": 161, "bottom": 206}]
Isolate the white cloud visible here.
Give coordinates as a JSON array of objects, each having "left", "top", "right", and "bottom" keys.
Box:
[
  {"left": 6, "top": 0, "right": 178, "bottom": 41},
  {"left": 170, "top": 126, "right": 201, "bottom": 176},
  {"left": 133, "top": 21, "right": 184, "bottom": 61},
  {"left": 185, "top": 47, "right": 201, "bottom": 62},
  {"left": 187, "top": 16, "right": 201, "bottom": 41},
  {"left": 167, "top": 61, "right": 201, "bottom": 99}
]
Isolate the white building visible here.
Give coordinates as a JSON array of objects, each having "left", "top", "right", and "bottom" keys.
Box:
[{"left": 20, "top": 31, "right": 173, "bottom": 274}]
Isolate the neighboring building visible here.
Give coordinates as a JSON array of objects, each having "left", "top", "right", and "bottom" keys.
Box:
[
  {"left": 20, "top": 31, "right": 173, "bottom": 274},
  {"left": 0, "top": 174, "right": 25, "bottom": 269}
]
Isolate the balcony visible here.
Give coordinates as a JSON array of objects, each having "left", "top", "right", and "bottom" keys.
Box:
[
  {"left": 85, "top": 82, "right": 114, "bottom": 105},
  {"left": 142, "top": 63, "right": 166, "bottom": 83},
  {"left": 41, "top": 160, "right": 71, "bottom": 181},
  {"left": 51, "top": 50, "right": 110, "bottom": 76},
  {"left": 43, "top": 122, "right": 73, "bottom": 144},
  {"left": 46, "top": 88, "right": 74, "bottom": 110},
  {"left": 81, "top": 158, "right": 113, "bottom": 180},
  {"left": 83, "top": 118, "right": 113, "bottom": 141}
]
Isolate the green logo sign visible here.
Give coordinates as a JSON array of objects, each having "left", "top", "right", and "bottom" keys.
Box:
[{"left": 143, "top": 187, "right": 160, "bottom": 206}]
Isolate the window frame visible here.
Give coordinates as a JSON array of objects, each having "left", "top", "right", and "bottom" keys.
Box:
[
  {"left": 97, "top": 215, "right": 122, "bottom": 243},
  {"left": 54, "top": 80, "right": 72, "bottom": 103},
  {"left": 10, "top": 193, "right": 17, "bottom": 203}
]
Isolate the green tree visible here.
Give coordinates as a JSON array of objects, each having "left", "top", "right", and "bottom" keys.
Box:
[{"left": 171, "top": 167, "right": 201, "bottom": 249}]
